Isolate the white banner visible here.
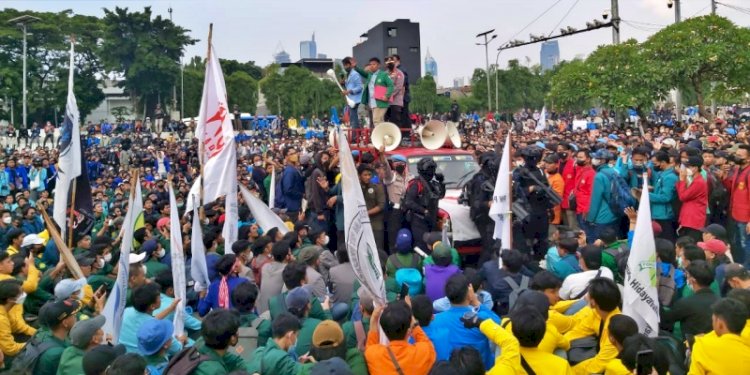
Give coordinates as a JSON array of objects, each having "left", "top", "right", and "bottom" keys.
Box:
[
  {"left": 190, "top": 198, "right": 210, "bottom": 293},
  {"left": 490, "top": 132, "right": 512, "bottom": 250},
  {"left": 622, "top": 174, "right": 660, "bottom": 337},
  {"left": 269, "top": 166, "right": 276, "bottom": 209},
  {"left": 183, "top": 179, "right": 201, "bottom": 215},
  {"left": 102, "top": 179, "right": 143, "bottom": 343},
  {"left": 339, "top": 130, "right": 386, "bottom": 305},
  {"left": 223, "top": 183, "right": 238, "bottom": 253},
  {"left": 169, "top": 183, "right": 186, "bottom": 337},
  {"left": 53, "top": 41, "right": 83, "bottom": 239},
  {"left": 535, "top": 106, "right": 547, "bottom": 132},
  {"left": 239, "top": 184, "right": 289, "bottom": 235}
]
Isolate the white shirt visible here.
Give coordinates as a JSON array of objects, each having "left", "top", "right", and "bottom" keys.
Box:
[{"left": 559, "top": 267, "right": 614, "bottom": 300}]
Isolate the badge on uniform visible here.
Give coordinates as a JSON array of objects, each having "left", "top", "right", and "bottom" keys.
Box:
[
  {"left": 740, "top": 182, "right": 746, "bottom": 190},
  {"left": 368, "top": 188, "right": 374, "bottom": 194}
]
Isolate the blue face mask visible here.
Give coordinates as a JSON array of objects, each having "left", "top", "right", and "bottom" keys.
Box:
[{"left": 288, "top": 340, "right": 298, "bottom": 361}]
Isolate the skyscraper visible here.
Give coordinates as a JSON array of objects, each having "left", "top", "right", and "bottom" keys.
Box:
[
  {"left": 300, "top": 32, "right": 317, "bottom": 59},
  {"left": 353, "top": 19, "right": 421, "bottom": 78},
  {"left": 273, "top": 42, "right": 291, "bottom": 64},
  {"left": 540, "top": 41, "right": 560, "bottom": 72},
  {"left": 424, "top": 48, "right": 438, "bottom": 79}
]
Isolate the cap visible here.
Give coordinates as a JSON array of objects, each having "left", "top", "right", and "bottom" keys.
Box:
[
  {"left": 312, "top": 320, "right": 345, "bottom": 348},
  {"left": 156, "top": 217, "right": 170, "bottom": 230},
  {"left": 70, "top": 315, "right": 106, "bottom": 349},
  {"left": 662, "top": 138, "right": 677, "bottom": 148},
  {"left": 422, "top": 232, "right": 442, "bottom": 251},
  {"left": 21, "top": 234, "right": 44, "bottom": 248},
  {"left": 39, "top": 299, "right": 82, "bottom": 328},
  {"left": 140, "top": 239, "right": 158, "bottom": 257},
  {"left": 294, "top": 222, "right": 310, "bottom": 232},
  {"left": 310, "top": 358, "right": 354, "bottom": 375},
  {"left": 357, "top": 287, "right": 375, "bottom": 312},
  {"left": 707, "top": 135, "right": 720, "bottom": 143},
  {"left": 698, "top": 239, "right": 727, "bottom": 255},
  {"left": 298, "top": 246, "right": 322, "bottom": 264},
  {"left": 701, "top": 223, "right": 727, "bottom": 239},
  {"left": 390, "top": 154, "right": 407, "bottom": 163},
  {"left": 608, "top": 134, "right": 619, "bottom": 140},
  {"left": 83, "top": 344, "right": 127, "bottom": 375},
  {"left": 137, "top": 319, "right": 174, "bottom": 356},
  {"left": 395, "top": 228, "right": 412, "bottom": 253},
  {"left": 54, "top": 278, "right": 87, "bottom": 300},
  {"left": 724, "top": 264, "right": 750, "bottom": 281},
  {"left": 129, "top": 252, "right": 146, "bottom": 264},
  {"left": 432, "top": 243, "right": 452, "bottom": 259},
  {"left": 285, "top": 287, "right": 312, "bottom": 312},
  {"left": 590, "top": 149, "right": 614, "bottom": 161}
]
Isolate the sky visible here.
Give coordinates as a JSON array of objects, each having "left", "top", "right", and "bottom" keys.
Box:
[{"left": 4, "top": 0, "right": 750, "bottom": 87}]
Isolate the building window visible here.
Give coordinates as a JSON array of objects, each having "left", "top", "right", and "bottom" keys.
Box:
[
  {"left": 410, "top": 47, "right": 419, "bottom": 53},
  {"left": 387, "top": 27, "right": 398, "bottom": 37},
  {"left": 387, "top": 47, "right": 398, "bottom": 56}
]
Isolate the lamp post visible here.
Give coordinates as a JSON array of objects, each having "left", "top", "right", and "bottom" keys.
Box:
[
  {"left": 494, "top": 49, "right": 502, "bottom": 114},
  {"left": 475, "top": 29, "right": 497, "bottom": 113},
  {"left": 8, "top": 15, "right": 40, "bottom": 132},
  {"left": 667, "top": 0, "right": 682, "bottom": 122}
]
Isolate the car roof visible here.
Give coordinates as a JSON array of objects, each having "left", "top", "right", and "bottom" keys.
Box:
[{"left": 385, "top": 147, "right": 474, "bottom": 158}]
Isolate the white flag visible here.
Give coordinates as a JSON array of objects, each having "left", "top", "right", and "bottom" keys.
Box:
[
  {"left": 239, "top": 184, "right": 289, "bottom": 235},
  {"left": 191, "top": 198, "right": 210, "bottom": 293},
  {"left": 169, "top": 182, "right": 187, "bottom": 337},
  {"left": 102, "top": 179, "right": 143, "bottom": 343},
  {"left": 622, "top": 174, "right": 660, "bottom": 337},
  {"left": 269, "top": 166, "right": 276, "bottom": 209},
  {"left": 535, "top": 106, "right": 547, "bottom": 132},
  {"left": 53, "top": 40, "right": 83, "bottom": 239},
  {"left": 490, "top": 132, "right": 512, "bottom": 249},
  {"left": 195, "top": 41, "right": 239, "bottom": 251},
  {"left": 183, "top": 179, "right": 201, "bottom": 216},
  {"left": 339, "top": 130, "right": 386, "bottom": 305}
]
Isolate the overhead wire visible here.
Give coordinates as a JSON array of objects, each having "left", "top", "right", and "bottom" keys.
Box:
[
  {"left": 547, "top": 0, "right": 582, "bottom": 37},
  {"left": 500, "top": 0, "right": 568, "bottom": 47}
]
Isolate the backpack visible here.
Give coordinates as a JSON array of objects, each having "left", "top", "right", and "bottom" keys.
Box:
[
  {"left": 163, "top": 346, "right": 211, "bottom": 375},
  {"left": 389, "top": 253, "right": 421, "bottom": 271},
  {"left": 395, "top": 268, "right": 424, "bottom": 296},
  {"left": 7, "top": 337, "right": 60, "bottom": 375},
  {"left": 504, "top": 275, "right": 530, "bottom": 312},
  {"left": 658, "top": 264, "right": 677, "bottom": 306},
  {"left": 706, "top": 172, "right": 729, "bottom": 213},
  {"left": 604, "top": 170, "right": 637, "bottom": 216}
]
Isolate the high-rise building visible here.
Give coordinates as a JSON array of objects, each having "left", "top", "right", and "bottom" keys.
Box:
[
  {"left": 452, "top": 77, "right": 465, "bottom": 88},
  {"left": 424, "top": 48, "right": 438, "bottom": 80},
  {"left": 273, "top": 42, "right": 291, "bottom": 64},
  {"left": 540, "top": 41, "right": 560, "bottom": 72},
  {"left": 353, "top": 19, "right": 421, "bottom": 78},
  {"left": 300, "top": 32, "right": 317, "bottom": 60}
]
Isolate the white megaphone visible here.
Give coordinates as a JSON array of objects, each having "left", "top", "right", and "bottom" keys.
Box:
[
  {"left": 419, "top": 120, "right": 448, "bottom": 150},
  {"left": 445, "top": 121, "right": 461, "bottom": 148},
  {"left": 371, "top": 122, "right": 402, "bottom": 152},
  {"left": 326, "top": 69, "right": 356, "bottom": 108}
]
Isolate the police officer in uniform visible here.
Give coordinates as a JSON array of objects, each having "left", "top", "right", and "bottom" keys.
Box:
[
  {"left": 467, "top": 152, "right": 499, "bottom": 263},
  {"left": 403, "top": 158, "right": 446, "bottom": 253},
  {"left": 513, "top": 146, "right": 553, "bottom": 259}
]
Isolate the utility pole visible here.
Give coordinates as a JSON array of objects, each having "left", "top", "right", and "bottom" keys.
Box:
[
  {"left": 168, "top": 7, "right": 178, "bottom": 119},
  {"left": 711, "top": 0, "right": 717, "bottom": 14},
  {"left": 494, "top": 50, "right": 502, "bottom": 113},
  {"left": 475, "top": 29, "right": 497, "bottom": 113},
  {"left": 670, "top": 0, "right": 682, "bottom": 123},
  {"left": 611, "top": 0, "right": 620, "bottom": 44},
  {"left": 8, "top": 15, "right": 40, "bottom": 132}
]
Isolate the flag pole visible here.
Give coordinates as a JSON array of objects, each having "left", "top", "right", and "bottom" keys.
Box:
[
  {"left": 506, "top": 128, "right": 513, "bottom": 250},
  {"left": 67, "top": 178, "right": 77, "bottom": 249},
  {"left": 198, "top": 23, "right": 213, "bottom": 224}
]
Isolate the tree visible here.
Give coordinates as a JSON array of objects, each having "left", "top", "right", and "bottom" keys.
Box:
[
  {"left": 225, "top": 71, "right": 258, "bottom": 114},
  {"left": 259, "top": 65, "right": 340, "bottom": 117},
  {"left": 494, "top": 60, "right": 547, "bottom": 112},
  {"left": 410, "top": 75, "right": 438, "bottom": 115},
  {"left": 220, "top": 59, "right": 263, "bottom": 81},
  {"left": 643, "top": 15, "right": 750, "bottom": 117},
  {"left": 100, "top": 6, "right": 197, "bottom": 118},
  {"left": 547, "top": 59, "right": 592, "bottom": 113}
]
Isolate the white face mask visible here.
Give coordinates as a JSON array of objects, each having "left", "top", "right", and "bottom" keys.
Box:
[
  {"left": 322, "top": 235, "right": 330, "bottom": 246},
  {"left": 97, "top": 258, "right": 105, "bottom": 269},
  {"left": 103, "top": 253, "right": 112, "bottom": 263},
  {"left": 514, "top": 160, "right": 525, "bottom": 168},
  {"left": 254, "top": 161, "right": 262, "bottom": 167},
  {"left": 686, "top": 168, "right": 694, "bottom": 177},
  {"left": 591, "top": 159, "right": 603, "bottom": 167},
  {"left": 203, "top": 218, "right": 210, "bottom": 225},
  {"left": 1, "top": 217, "right": 10, "bottom": 225},
  {"left": 15, "top": 292, "right": 26, "bottom": 305},
  {"left": 141, "top": 265, "right": 148, "bottom": 276},
  {"left": 155, "top": 248, "right": 166, "bottom": 258}
]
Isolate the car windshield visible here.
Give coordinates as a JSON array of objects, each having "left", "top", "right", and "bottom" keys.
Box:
[{"left": 407, "top": 154, "right": 479, "bottom": 189}]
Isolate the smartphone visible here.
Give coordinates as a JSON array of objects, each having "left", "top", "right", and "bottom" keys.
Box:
[
  {"left": 636, "top": 349, "right": 654, "bottom": 375},
  {"left": 399, "top": 283, "right": 410, "bottom": 300}
]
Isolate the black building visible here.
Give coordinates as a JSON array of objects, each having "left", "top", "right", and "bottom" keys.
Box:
[{"left": 353, "top": 19, "right": 421, "bottom": 79}]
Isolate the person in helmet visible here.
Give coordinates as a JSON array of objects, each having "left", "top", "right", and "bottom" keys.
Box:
[
  {"left": 467, "top": 152, "right": 500, "bottom": 263},
  {"left": 512, "top": 146, "right": 553, "bottom": 258},
  {"left": 402, "top": 157, "right": 446, "bottom": 253}
]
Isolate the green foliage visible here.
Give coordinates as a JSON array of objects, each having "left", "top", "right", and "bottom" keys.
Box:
[
  {"left": 410, "top": 75, "right": 438, "bottom": 115},
  {"left": 493, "top": 60, "right": 548, "bottom": 112},
  {"left": 226, "top": 71, "right": 259, "bottom": 114},
  {"left": 259, "top": 65, "right": 341, "bottom": 117},
  {"left": 110, "top": 106, "right": 130, "bottom": 122},
  {"left": 219, "top": 59, "right": 263, "bottom": 81},
  {"left": 547, "top": 59, "right": 592, "bottom": 112}
]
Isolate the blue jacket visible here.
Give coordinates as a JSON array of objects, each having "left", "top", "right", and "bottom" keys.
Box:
[
  {"left": 22, "top": 218, "right": 44, "bottom": 235},
  {"left": 0, "top": 170, "right": 10, "bottom": 196},
  {"left": 587, "top": 165, "right": 619, "bottom": 224},
  {"left": 548, "top": 251, "right": 582, "bottom": 280},
  {"left": 431, "top": 304, "right": 501, "bottom": 370},
  {"left": 421, "top": 323, "right": 452, "bottom": 361},
  {"left": 345, "top": 69, "right": 364, "bottom": 104},
  {"left": 649, "top": 167, "right": 678, "bottom": 220},
  {"left": 197, "top": 275, "right": 249, "bottom": 317},
  {"left": 280, "top": 165, "right": 305, "bottom": 211}
]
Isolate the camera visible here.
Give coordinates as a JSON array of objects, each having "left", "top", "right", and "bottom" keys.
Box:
[
  {"left": 602, "top": 10, "right": 609, "bottom": 20},
  {"left": 667, "top": 0, "right": 674, "bottom": 9}
]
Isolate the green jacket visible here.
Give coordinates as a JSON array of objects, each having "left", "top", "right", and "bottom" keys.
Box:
[
  {"left": 56, "top": 346, "right": 85, "bottom": 375},
  {"left": 354, "top": 66, "right": 394, "bottom": 109},
  {"left": 246, "top": 339, "right": 300, "bottom": 375},
  {"left": 33, "top": 329, "right": 68, "bottom": 375},
  {"left": 602, "top": 240, "right": 628, "bottom": 283},
  {"left": 269, "top": 292, "right": 331, "bottom": 322},
  {"left": 145, "top": 258, "right": 169, "bottom": 279},
  {"left": 649, "top": 167, "right": 679, "bottom": 220},
  {"left": 295, "top": 317, "right": 322, "bottom": 357},
  {"left": 23, "top": 273, "right": 54, "bottom": 316},
  {"left": 239, "top": 312, "right": 272, "bottom": 351},
  {"left": 298, "top": 348, "right": 369, "bottom": 375},
  {"left": 342, "top": 317, "right": 370, "bottom": 350},
  {"left": 88, "top": 274, "right": 115, "bottom": 294},
  {"left": 191, "top": 345, "right": 248, "bottom": 375}
]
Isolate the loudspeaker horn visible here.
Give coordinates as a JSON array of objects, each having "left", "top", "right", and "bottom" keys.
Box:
[
  {"left": 419, "top": 120, "right": 448, "bottom": 150},
  {"left": 371, "top": 122, "right": 402, "bottom": 152},
  {"left": 445, "top": 121, "right": 461, "bottom": 148}
]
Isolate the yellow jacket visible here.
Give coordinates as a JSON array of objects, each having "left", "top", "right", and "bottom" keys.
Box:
[
  {"left": 0, "top": 306, "right": 27, "bottom": 356},
  {"left": 744, "top": 319, "right": 750, "bottom": 345},
  {"left": 604, "top": 358, "right": 631, "bottom": 375},
  {"left": 0, "top": 266, "right": 40, "bottom": 337},
  {"left": 549, "top": 309, "right": 577, "bottom": 334},
  {"left": 688, "top": 332, "right": 750, "bottom": 374},
  {"left": 519, "top": 347, "right": 574, "bottom": 375},
  {"left": 481, "top": 319, "right": 573, "bottom": 375},
  {"left": 6, "top": 245, "right": 20, "bottom": 256},
  {"left": 501, "top": 317, "right": 571, "bottom": 353},
  {"left": 0, "top": 262, "right": 40, "bottom": 294},
  {"left": 564, "top": 306, "right": 621, "bottom": 375}
]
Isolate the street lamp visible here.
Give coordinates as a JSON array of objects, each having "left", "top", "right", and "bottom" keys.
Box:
[
  {"left": 475, "top": 29, "right": 497, "bottom": 112},
  {"left": 8, "top": 15, "right": 40, "bottom": 132}
]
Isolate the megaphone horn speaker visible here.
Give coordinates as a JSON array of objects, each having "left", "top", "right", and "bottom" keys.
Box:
[
  {"left": 419, "top": 120, "right": 448, "bottom": 150},
  {"left": 371, "top": 122, "right": 402, "bottom": 152},
  {"left": 445, "top": 121, "right": 461, "bottom": 148}
]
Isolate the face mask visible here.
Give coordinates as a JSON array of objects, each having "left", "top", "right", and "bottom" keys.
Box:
[
  {"left": 254, "top": 161, "right": 262, "bottom": 167},
  {"left": 591, "top": 159, "right": 603, "bottom": 167},
  {"left": 203, "top": 218, "right": 210, "bottom": 225},
  {"left": 576, "top": 159, "right": 586, "bottom": 166},
  {"left": 386, "top": 63, "right": 395, "bottom": 70},
  {"left": 632, "top": 163, "right": 645, "bottom": 172},
  {"left": 97, "top": 258, "right": 105, "bottom": 268},
  {"left": 394, "top": 165, "right": 406, "bottom": 174},
  {"left": 155, "top": 248, "right": 166, "bottom": 258},
  {"left": 626, "top": 132, "right": 632, "bottom": 136},
  {"left": 104, "top": 253, "right": 112, "bottom": 263},
  {"left": 2, "top": 217, "right": 10, "bottom": 225},
  {"left": 322, "top": 235, "right": 330, "bottom": 246},
  {"left": 177, "top": 202, "right": 184, "bottom": 209},
  {"left": 686, "top": 168, "right": 694, "bottom": 177},
  {"left": 653, "top": 165, "right": 663, "bottom": 172},
  {"left": 677, "top": 256, "right": 684, "bottom": 268},
  {"left": 142, "top": 265, "right": 148, "bottom": 276},
  {"left": 557, "top": 152, "right": 568, "bottom": 159},
  {"left": 344, "top": 67, "right": 352, "bottom": 73},
  {"left": 15, "top": 292, "right": 26, "bottom": 305},
  {"left": 514, "top": 160, "right": 525, "bottom": 168}
]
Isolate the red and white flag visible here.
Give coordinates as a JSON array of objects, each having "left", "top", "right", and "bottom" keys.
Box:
[{"left": 196, "top": 37, "right": 238, "bottom": 250}]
